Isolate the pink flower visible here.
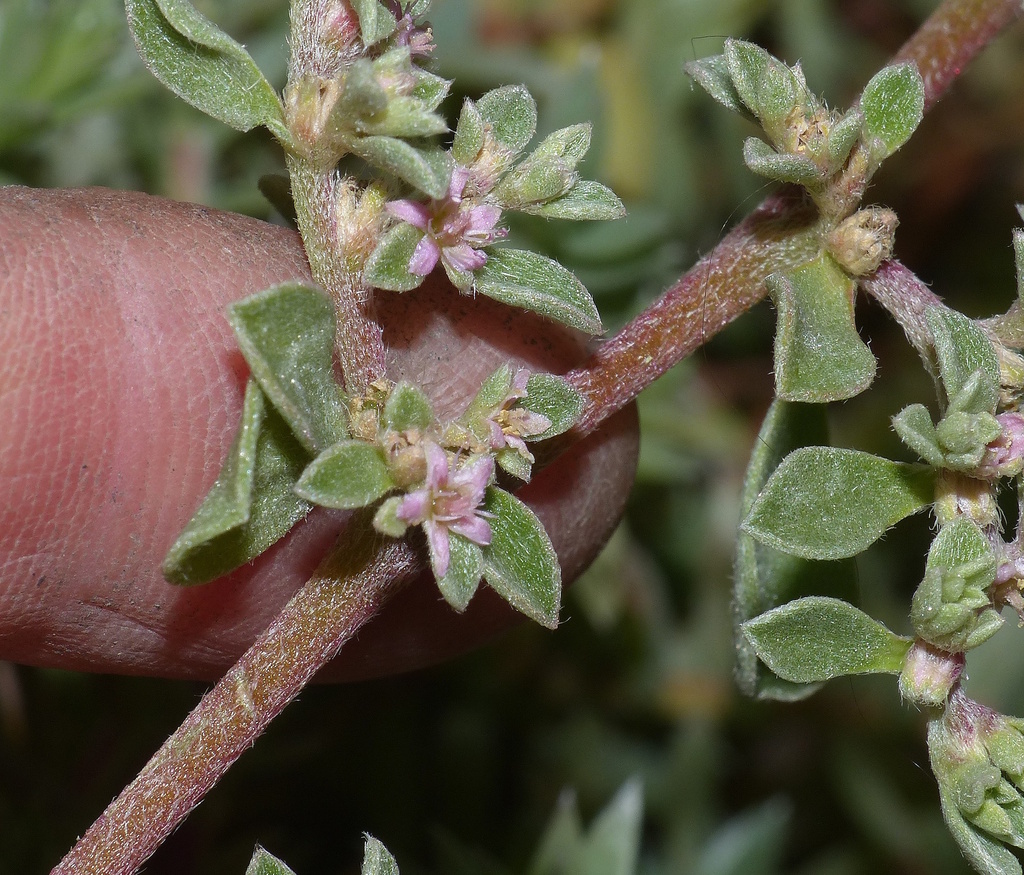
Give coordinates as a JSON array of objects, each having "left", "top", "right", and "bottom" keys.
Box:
[
  {"left": 978, "top": 412, "right": 1024, "bottom": 478},
  {"left": 486, "top": 368, "right": 552, "bottom": 460},
  {"left": 395, "top": 441, "right": 493, "bottom": 577},
  {"left": 386, "top": 167, "right": 506, "bottom": 284},
  {"left": 384, "top": 1, "right": 435, "bottom": 56}
]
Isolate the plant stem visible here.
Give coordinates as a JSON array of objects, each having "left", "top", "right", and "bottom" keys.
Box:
[
  {"left": 564, "top": 196, "right": 820, "bottom": 438},
  {"left": 861, "top": 259, "right": 946, "bottom": 369},
  {"left": 289, "top": 158, "right": 387, "bottom": 394},
  {"left": 51, "top": 520, "right": 418, "bottom": 875}
]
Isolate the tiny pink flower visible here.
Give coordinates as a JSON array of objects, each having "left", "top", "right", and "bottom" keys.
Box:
[
  {"left": 395, "top": 441, "right": 493, "bottom": 577},
  {"left": 486, "top": 368, "right": 552, "bottom": 461},
  {"left": 384, "top": 1, "right": 435, "bottom": 56},
  {"left": 978, "top": 412, "right": 1024, "bottom": 478},
  {"left": 385, "top": 166, "right": 506, "bottom": 283}
]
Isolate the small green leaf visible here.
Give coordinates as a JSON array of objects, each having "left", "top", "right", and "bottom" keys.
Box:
[
  {"left": 569, "top": 778, "right": 644, "bottom": 875},
  {"left": 463, "top": 364, "right": 515, "bottom": 424},
  {"left": 361, "top": 835, "right": 400, "bottom": 875},
  {"left": 411, "top": 68, "right": 451, "bottom": 111},
  {"left": 496, "top": 447, "right": 533, "bottom": 481},
  {"left": 742, "top": 596, "right": 912, "bottom": 683},
  {"left": 927, "top": 307, "right": 1000, "bottom": 414},
  {"left": 523, "top": 374, "right": 584, "bottom": 440},
  {"left": 521, "top": 180, "right": 626, "bottom": 221},
  {"left": 826, "top": 108, "right": 863, "bottom": 169},
  {"left": 475, "top": 249, "right": 602, "bottom": 335},
  {"left": 246, "top": 846, "right": 297, "bottom": 875},
  {"left": 742, "top": 137, "right": 824, "bottom": 187},
  {"left": 229, "top": 282, "right": 347, "bottom": 456},
  {"left": 476, "top": 85, "right": 538, "bottom": 158},
  {"left": 383, "top": 382, "right": 434, "bottom": 432},
  {"left": 494, "top": 158, "right": 575, "bottom": 210},
  {"left": 937, "top": 787, "right": 1023, "bottom": 875},
  {"left": 356, "top": 96, "right": 450, "bottom": 139},
  {"left": 725, "top": 39, "right": 800, "bottom": 132},
  {"left": 860, "top": 62, "right": 925, "bottom": 161},
  {"left": 126, "top": 0, "right": 287, "bottom": 141},
  {"left": 163, "top": 381, "right": 311, "bottom": 585},
  {"left": 893, "top": 403, "right": 945, "bottom": 466},
  {"left": 482, "top": 487, "right": 560, "bottom": 628},
  {"left": 769, "top": 255, "right": 876, "bottom": 403},
  {"left": 452, "top": 98, "right": 485, "bottom": 165},
  {"left": 734, "top": 400, "right": 858, "bottom": 701},
  {"left": 741, "top": 447, "right": 935, "bottom": 560},
  {"left": 295, "top": 440, "right": 394, "bottom": 509},
  {"left": 529, "top": 792, "right": 584, "bottom": 875},
  {"left": 684, "top": 53, "right": 753, "bottom": 120},
  {"left": 436, "top": 533, "right": 483, "bottom": 611},
  {"left": 373, "top": 495, "right": 408, "bottom": 538},
  {"left": 529, "top": 123, "right": 592, "bottom": 169},
  {"left": 351, "top": 0, "right": 397, "bottom": 46},
  {"left": 365, "top": 223, "right": 427, "bottom": 292},
  {"left": 351, "top": 137, "right": 451, "bottom": 199}
]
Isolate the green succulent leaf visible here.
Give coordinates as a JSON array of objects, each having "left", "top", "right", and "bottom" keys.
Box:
[
  {"left": 475, "top": 249, "right": 602, "bottom": 335},
  {"left": 860, "top": 62, "right": 925, "bottom": 161},
  {"left": 163, "top": 380, "right": 311, "bottom": 585},
  {"left": 355, "top": 96, "right": 449, "bottom": 139},
  {"left": 684, "top": 53, "right": 753, "bottom": 120},
  {"left": 351, "top": 137, "right": 451, "bottom": 199},
  {"left": 496, "top": 447, "right": 534, "bottom": 481},
  {"left": 351, "top": 0, "right": 398, "bottom": 46},
  {"left": 494, "top": 158, "right": 575, "bottom": 210},
  {"left": 383, "top": 382, "right": 434, "bottom": 432},
  {"left": 482, "top": 487, "right": 560, "bottom": 628},
  {"left": 893, "top": 403, "right": 945, "bottom": 466},
  {"left": 125, "top": 0, "right": 288, "bottom": 142},
  {"left": 937, "top": 787, "right": 1023, "bottom": 875},
  {"left": 735, "top": 400, "right": 859, "bottom": 701},
  {"left": 462, "top": 364, "right": 515, "bottom": 423},
  {"left": 246, "top": 846, "right": 298, "bottom": 875},
  {"left": 411, "top": 67, "right": 451, "bottom": 111},
  {"left": 769, "top": 255, "right": 876, "bottom": 403},
  {"left": 521, "top": 180, "right": 626, "bottom": 221},
  {"left": 228, "top": 282, "right": 348, "bottom": 456},
  {"left": 742, "top": 137, "right": 824, "bottom": 187},
  {"left": 452, "top": 98, "right": 486, "bottom": 165},
  {"left": 742, "top": 596, "right": 912, "bottom": 683},
  {"left": 295, "top": 440, "right": 394, "bottom": 509},
  {"left": 741, "top": 447, "right": 935, "bottom": 560},
  {"left": 476, "top": 85, "right": 538, "bottom": 158},
  {"left": 927, "top": 307, "right": 1000, "bottom": 414},
  {"left": 826, "top": 108, "right": 863, "bottom": 169},
  {"left": 725, "top": 39, "right": 800, "bottom": 133},
  {"left": 436, "top": 533, "right": 484, "bottom": 611},
  {"left": 361, "top": 835, "right": 401, "bottom": 875},
  {"left": 522, "top": 374, "right": 584, "bottom": 440},
  {"left": 373, "top": 495, "right": 408, "bottom": 538},
  {"left": 365, "top": 222, "right": 427, "bottom": 292}
]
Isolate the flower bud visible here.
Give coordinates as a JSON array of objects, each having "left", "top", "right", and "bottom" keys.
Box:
[{"left": 899, "top": 640, "right": 963, "bottom": 707}]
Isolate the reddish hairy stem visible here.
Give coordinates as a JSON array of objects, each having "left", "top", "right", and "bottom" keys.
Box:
[
  {"left": 53, "top": 1, "right": 1022, "bottom": 871},
  {"left": 52, "top": 524, "right": 417, "bottom": 875},
  {"left": 861, "top": 259, "right": 946, "bottom": 364}
]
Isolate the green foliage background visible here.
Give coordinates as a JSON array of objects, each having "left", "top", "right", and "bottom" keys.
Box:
[{"left": 2, "top": 0, "right": 1024, "bottom": 873}]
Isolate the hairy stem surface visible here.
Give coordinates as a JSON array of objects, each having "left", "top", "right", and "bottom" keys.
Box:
[{"left": 52, "top": 521, "right": 418, "bottom": 875}]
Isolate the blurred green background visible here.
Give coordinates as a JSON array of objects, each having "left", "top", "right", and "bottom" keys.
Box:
[{"left": 2, "top": 1, "right": 1024, "bottom": 872}]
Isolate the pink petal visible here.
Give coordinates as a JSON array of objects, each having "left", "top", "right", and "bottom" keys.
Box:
[
  {"left": 451, "top": 515, "right": 492, "bottom": 547},
  {"left": 465, "top": 203, "right": 503, "bottom": 236},
  {"left": 422, "top": 441, "right": 450, "bottom": 490},
  {"left": 510, "top": 368, "right": 531, "bottom": 394},
  {"left": 448, "top": 166, "right": 470, "bottom": 201},
  {"left": 452, "top": 454, "right": 494, "bottom": 502},
  {"left": 443, "top": 243, "right": 488, "bottom": 274},
  {"left": 386, "top": 199, "right": 431, "bottom": 230},
  {"left": 424, "top": 518, "right": 451, "bottom": 578},
  {"left": 488, "top": 420, "right": 506, "bottom": 449},
  {"left": 409, "top": 235, "right": 441, "bottom": 276},
  {"left": 395, "top": 489, "right": 430, "bottom": 525}
]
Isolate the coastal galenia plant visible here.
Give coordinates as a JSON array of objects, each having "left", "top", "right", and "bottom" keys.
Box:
[
  {"left": 690, "top": 38, "right": 1024, "bottom": 875},
  {"left": 130, "top": 0, "right": 624, "bottom": 626}
]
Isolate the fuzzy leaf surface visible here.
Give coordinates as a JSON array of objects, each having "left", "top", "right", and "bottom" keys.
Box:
[
  {"left": 860, "top": 62, "right": 924, "bottom": 160},
  {"left": 362, "top": 836, "right": 401, "bottom": 875},
  {"left": 742, "top": 447, "right": 934, "bottom": 560},
  {"left": 725, "top": 39, "right": 799, "bottom": 132},
  {"left": 522, "top": 181, "right": 626, "bottom": 221},
  {"left": 383, "top": 382, "right": 434, "bottom": 432},
  {"left": 769, "top": 255, "right": 876, "bottom": 403},
  {"left": 436, "top": 533, "right": 483, "bottom": 611},
  {"left": 126, "top": 0, "right": 286, "bottom": 140},
  {"left": 365, "top": 223, "right": 426, "bottom": 292},
  {"left": 927, "top": 307, "right": 1000, "bottom": 413},
  {"left": 892, "top": 403, "right": 945, "bottom": 466},
  {"left": 351, "top": 137, "right": 451, "bottom": 199},
  {"left": 163, "top": 380, "right": 310, "bottom": 585},
  {"left": 247, "top": 846, "right": 298, "bottom": 875},
  {"left": 742, "top": 596, "right": 912, "bottom": 682},
  {"left": 475, "top": 249, "right": 602, "bottom": 335},
  {"left": 452, "top": 98, "right": 485, "bottom": 164},
  {"left": 351, "top": 0, "right": 397, "bottom": 46},
  {"left": 229, "top": 282, "right": 347, "bottom": 456},
  {"left": 476, "top": 85, "right": 537, "bottom": 157},
  {"left": 482, "top": 487, "right": 560, "bottom": 628},
  {"left": 295, "top": 440, "right": 394, "bottom": 510},
  {"left": 684, "top": 53, "right": 752, "bottom": 119},
  {"left": 523, "top": 374, "right": 584, "bottom": 440},
  {"left": 742, "top": 137, "right": 823, "bottom": 187},
  {"left": 735, "top": 400, "right": 858, "bottom": 701}
]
